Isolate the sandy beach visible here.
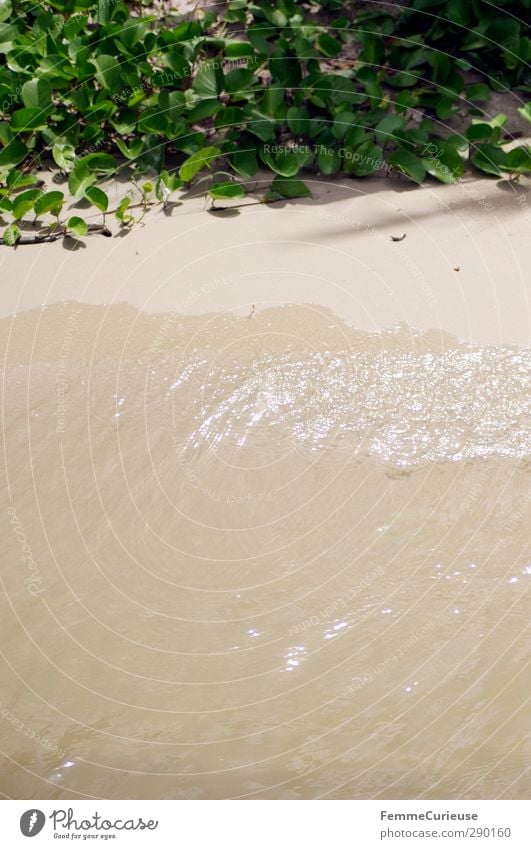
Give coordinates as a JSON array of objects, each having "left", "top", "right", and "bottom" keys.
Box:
[{"left": 1, "top": 170, "right": 530, "bottom": 799}]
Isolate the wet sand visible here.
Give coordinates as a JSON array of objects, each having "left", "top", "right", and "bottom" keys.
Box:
[{"left": 1, "top": 303, "right": 529, "bottom": 799}]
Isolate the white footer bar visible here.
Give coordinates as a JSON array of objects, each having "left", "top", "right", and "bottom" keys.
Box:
[{"left": 2, "top": 799, "right": 528, "bottom": 848}]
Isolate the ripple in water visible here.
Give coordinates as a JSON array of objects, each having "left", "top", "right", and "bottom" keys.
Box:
[{"left": 0, "top": 304, "right": 529, "bottom": 800}]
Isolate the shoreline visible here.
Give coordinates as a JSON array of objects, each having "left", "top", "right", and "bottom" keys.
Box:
[{"left": 1, "top": 173, "right": 530, "bottom": 348}]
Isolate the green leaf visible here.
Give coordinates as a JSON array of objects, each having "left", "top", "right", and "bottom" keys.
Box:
[
  {"left": 317, "top": 34, "right": 342, "bottom": 57},
  {"left": 374, "top": 115, "right": 405, "bottom": 145},
  {"left": 465, "top": 123, "right": 494, "bottom": 143},
  {"left": 155, "top": 170, "right": 182, "bottom": 202},
  {"left": 247, "top": 23, "right": 271, "bottom": 55},
  {"left": 137, "top": 109, "right": 168, "bottom": 134},
  {"left": 2, "top": 223, "right": 20, "bottom": 246},
  {"left": 0, "top": 0, "right": 12, "bottom": 24},
  {"left": 224, "top": 68, "right": 256, "bottom": 94},
  {"left": 489, "top": 113, "right": 508, "bottom": 129},
  {"left": 87, "top": 103, "right": 117, "bottom": 124},
  {"left": 85, "top": 186, "right": 109, "bottom": 213},
  {"left": 67, "top": 216, "right": 88, "bottom": 237},
  {"left": 435, "top": 95, "right": 458, "bottom": 121},
  {"left": 388, "top": 149, "right": 426, "bottom": 183},
  {"left": 11, "top": 108, "right": 48, "bottom": 131},
  {"left": 395, "top": 90, "right": 418, "bottom": 113},
  {"left": 90, "top": 55, "right": 121, "bottom": 91},
  {"left": 327, "top": 74, "right": 366, "bottom": 106},
  {"left": 136, "top": 136, "right": 165, "bottom": 173},
  {"left": 68, "top": 162, "right": 98, "bottom": 198},
  {"left": 504, "top": 146, "right": 531, "bottom": 174},
  {"left": 445, "top": 0, "right": 470, "bottom": 26},
  {"left": 193, "top": 61, "right": 223, "bottom": 97},
  {"left": 245, "top": 109, "right": 276, "bottom": 142},
  {"left": 262, "top": 6, "right": 287, "bottom": 27},
  {"left": 77, "top": 153, "right": 116, "bottom": 173},
  {"left": 471, "top": 143, "right": 509, "bottom": 176},
  {"left": 6, "top": 169, "right": 38, "bottom": 190},
  {"left": 0, "top": 125, "right": 12, "bottom": 147},
  {"left": 444, "top": 133, "right": 469, "bottom": 153},
  {"left": 115, "top": 138, "right": 144, "bottom": 161},
  {"left": 332, "top": 111, "right": 361, "bottom": 141},
  {"left": 262, "top": 86, "right": 284, "bottom": 116},
  {"left": 317, "top": 146, "right": 341, "bottom": 176},
  {"left": 271, "top": 177, "right": 313, "bottom": 199},
  {"left": 21, "top": 78, "right": 52, "bottom": 110},
  {"left": 97, "top": 0, "right": 114, "bottom": 25},
  {"left": 388, "top": 70, "right": 420, "bottom": 88},
  {"left": 209, "top": 181, "right": 246, "bottom": 200},
  {"left": 215, "top": 106, "right": 244, "bottom": 130},
  {"left": 347, "top": 141, "right": 384, "bottom": 176},
  {"left": 232, "top": 147, "right": 258, "bottom": 178},
  {"left": 263, "top": 190, "right": 283, "bottom": 203},
  {"left": 224, "top": 42, "right": 254, "bottom": 59},
  {"left": 110, "top": 109, "right": 136, "bottom": 132},
  {"left": 269, "top": 52, "right": 301, "bottom": 88},
  {"left": 52, "top": 140, "right": 76, "bottom": 172},
  {"left": 159, "top": 51, "right": 190, "bottom": 80},
  {"left": 158, "top": 90, "right": 185, "bottom": 122},
  {"left": 286, "top": 107, "right": 309, "bottom": 135},
  {"left": 186, "top": 99, "right": 222, "bottom": 123},
  {"left": 115, "top": 196, "right": 133, "bottom": 224},
  {"left": 34, "top": 191, "right": 65, "bottom": 217},
  {"left": 466, "top": 83, "right": 490, "bottom": 102},
  {"left": 64, "top": 12, "right": 88, "bottom": 38},
  {"left": 178, "top": 146, "right": 220, "bottom": 182},
  {"left": 468, "top": 116, "right": 504, "bottom": 144},
  {"left": 423, "top": 145, "right": 465, "bottom": 183},
  {"left": 260, "top": 145, "right": 313, "bottom": 177},
  {"left": 518, "top": 103, "right": 531, "bottom": 124},
  {"left": 345, "top": 126, "right": 368, "bottom": 149},
  {"left": 12, "top": 189, "right": 43, "bottom": 220}
]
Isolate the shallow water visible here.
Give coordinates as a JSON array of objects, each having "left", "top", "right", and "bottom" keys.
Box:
[{"left": 0, "top": 303, "right": 529, "bottom": 799}]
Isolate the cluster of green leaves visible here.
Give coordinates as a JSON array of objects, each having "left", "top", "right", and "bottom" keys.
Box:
[
  {"left": 0, "top": 0, "right": 530, "bottom": 244},
  {"left": 396, "top": 0, "right": 530, "bottom": 85}
]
